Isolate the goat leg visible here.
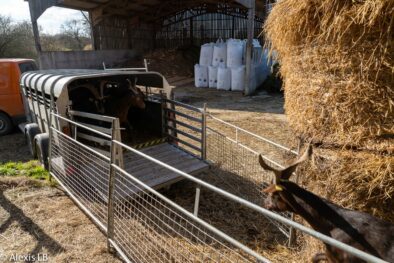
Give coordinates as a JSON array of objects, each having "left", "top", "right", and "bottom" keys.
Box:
[{"left": 312, "top": 252, "right": 328, "bottom": 263}]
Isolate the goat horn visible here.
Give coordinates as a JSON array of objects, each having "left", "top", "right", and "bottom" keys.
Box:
[
  {"left": 280, "top": 143, "right": 313, "bottom": 180},
  {"left": 258, "top": 155, "right": 282, "bottom": 184}
]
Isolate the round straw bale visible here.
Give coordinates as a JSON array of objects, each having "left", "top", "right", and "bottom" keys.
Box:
[
  {"left": 264, "top": 0, "right": 394, "bottom": 148},
  {"left": 298, "top": 147, "right": 394, "bottom": 222}
]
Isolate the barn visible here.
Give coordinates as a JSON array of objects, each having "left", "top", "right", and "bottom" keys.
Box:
[{"left": 26, "top": 0, "right": 273, "bottom": 95}]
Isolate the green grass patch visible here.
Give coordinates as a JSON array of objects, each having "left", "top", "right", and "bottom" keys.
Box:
[{"left": 0, "top": 160, "right": 50, "bottom": 181}]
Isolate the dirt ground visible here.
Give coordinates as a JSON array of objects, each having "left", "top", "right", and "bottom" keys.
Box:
[
  {"left": 0, "top": 176, "right": 121, "bottom": 263},
  {"left": 0, "top": 85, "right": 307, "bottom": 262},
  {"left": 173, "top": 85, "right": 296, "bottom": 149}
]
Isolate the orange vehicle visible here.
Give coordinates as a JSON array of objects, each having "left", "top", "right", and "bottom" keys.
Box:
[{"left": 0, "top": 59, "right": 38, "bottom": 135}]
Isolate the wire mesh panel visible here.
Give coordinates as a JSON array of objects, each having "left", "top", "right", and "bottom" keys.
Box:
[
  {"left": 205, "top": 115, "right": 298, "bottom": 237},
  {"left": 50, "top": 128, "right": 110, "bottom": 228},
  {"left": 111, "top": 165, "right": 260, "bottom": 263}
]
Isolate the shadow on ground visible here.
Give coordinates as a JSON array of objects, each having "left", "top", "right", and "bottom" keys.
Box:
[{"left": 0, "top": 182, "right": 64, "bottom": 258}]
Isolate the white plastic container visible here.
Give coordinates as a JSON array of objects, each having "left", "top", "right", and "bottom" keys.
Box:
[
  {"left": 199, "top": 43, "right": 214, "bottom": 66},
  {"left": 231, "top": 66, "right": 245, "bottom": 91},
  {"left": 241, "top": 39, "right": 263, "bottom": 65},
  {"left": 226, "top": 39, "right": 243, "bottom": 68},
  {"left": 194, "top": 64, "right": 208, "bottom": 88},
  {"left": 212, "top": 39, "right": 227, "bottom": 67},
  {"left": 208, "top": 66, "right": 218, "bottom": 88},
  {"left": 217, "top": 66, "right": 231, "bottom": 91}
]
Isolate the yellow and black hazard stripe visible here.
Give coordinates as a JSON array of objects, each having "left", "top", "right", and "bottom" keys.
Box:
[{"left": 132, "top": 137, "right": 168, "bottom": 149}]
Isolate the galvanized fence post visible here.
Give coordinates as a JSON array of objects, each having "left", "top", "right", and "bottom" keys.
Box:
[
  {"left": 288, "top": 137, "right": 304, "bottom": 246},
  {"left": 193, "top": 185, "right": 201, "bottom": 217},
  {"left": 201, "top": 103, "right": 207, "bottom": 160},
  {"left": 107, "top": 119, "right": 118, "bottom": 252},
  {"left": 47, "top": 113, "right": 54, "bottom": 182}
]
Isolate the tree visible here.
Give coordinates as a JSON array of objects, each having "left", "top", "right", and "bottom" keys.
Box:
[
  {"left": 0, "top": 15, "right": 36, "bottom": 58},
  {"left": 60, "top": 16, "right": 91, "bottom": 50},
  {"left": 0, "top": 16, "right": 14, "bottom": 57}
]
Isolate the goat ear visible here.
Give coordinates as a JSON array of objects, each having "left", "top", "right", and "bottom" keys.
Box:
[
  {"left": 281, "top": 144, "right": 312, "bottom": 180},
  {"left": 263, "top": 184, "right": 277, "bottom": 193}
]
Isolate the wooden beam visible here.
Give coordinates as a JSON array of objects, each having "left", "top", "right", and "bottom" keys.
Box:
[{"left": 244, "top": 0, "right": 255, "bottom": 95}]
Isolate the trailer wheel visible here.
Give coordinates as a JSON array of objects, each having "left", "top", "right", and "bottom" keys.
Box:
[
  {"left": 35, "top": 133, "right": 49, "bottom": 170},
  {"left": 0, "top": 112, "right": 13, "bottom": 136},
  {"left": 25, "top": 123, "right": 40, "bottom": 158}
]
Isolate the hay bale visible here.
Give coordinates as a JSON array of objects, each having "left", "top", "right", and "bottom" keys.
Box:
[
  {"left": 264, "top": 0, "right": 394, "bottom": 148},
  {"left": 264, "top": 0, "right": 394, "bottom": 226},
  {"left": 299, "top": 148, "right": 394, "bottom": 222}
]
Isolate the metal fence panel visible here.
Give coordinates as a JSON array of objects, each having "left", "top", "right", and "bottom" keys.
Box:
[
  {"left": 50, "top": 128, "right": 110, "bottom": 229},
  {"left": 111, "top": 166, "right": 256, "bottom": 263},
  {"left": 48, "top": 111, "right": 386, "bottom": 263}
]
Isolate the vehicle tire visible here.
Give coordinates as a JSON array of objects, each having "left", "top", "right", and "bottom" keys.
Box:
[
  {"left": 35, "top": 133, "right": 49, "bottom": 170},
  {"left": 25, "top": 123, "right": 40, "bottom": 158},
  {"left": 0, "top": 112, "right": 13, "bottom": 136}
]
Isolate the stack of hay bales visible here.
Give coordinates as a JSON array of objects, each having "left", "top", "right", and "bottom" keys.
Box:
[{"left": 265, "top": 0, "right": 393, "bottom": 222}]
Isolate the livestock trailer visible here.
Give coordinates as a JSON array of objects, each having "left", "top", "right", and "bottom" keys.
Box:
[{"left": 20, "top": 69, "right": 209, "bottom": 191}]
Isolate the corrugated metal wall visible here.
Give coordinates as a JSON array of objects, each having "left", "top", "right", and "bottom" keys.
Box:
[
  {"left": 92, "top": 9, "right": 264, "bottom": 51},
  {"left": 155, "top": 12, "right": 264, "bottom": 48}
]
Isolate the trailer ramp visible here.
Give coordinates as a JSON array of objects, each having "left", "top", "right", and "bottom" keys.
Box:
[{"left": 123, "top": 143, "right": 208, "bottom": 190}]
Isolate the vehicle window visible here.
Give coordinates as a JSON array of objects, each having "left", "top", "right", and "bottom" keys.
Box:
[{"left": 18, "top": 62, "right": 38, "bottom": 73}]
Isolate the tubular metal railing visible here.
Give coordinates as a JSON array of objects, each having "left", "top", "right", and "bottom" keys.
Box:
[
  {"left": 204, "top": 113, "right": 299, "bottom": 239},
  {"left": 162, "top": 98, "right": 207, "bottom": 160},
  {"left": 49, "top": 112, "right": 387, "bottom": 263}
]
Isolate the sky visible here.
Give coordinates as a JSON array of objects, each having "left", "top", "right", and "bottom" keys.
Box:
[{"left": 0, "top": 0, "right": 84, "bottom": 34}]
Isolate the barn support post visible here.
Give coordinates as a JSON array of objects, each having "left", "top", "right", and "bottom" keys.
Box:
[
  {"left": 31, "top": 20, "right": 42, "bottom": 53},
  {"left": 244, "top": 0, "right": 256, "bottom": 96}
]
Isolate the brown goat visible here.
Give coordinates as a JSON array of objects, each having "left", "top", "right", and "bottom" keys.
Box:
[
  {"left": 105, "top": 79, "right": 145, "bottom": 130},
  {"left": 259, "top": 146, "right": 394, "bottom": 263}
]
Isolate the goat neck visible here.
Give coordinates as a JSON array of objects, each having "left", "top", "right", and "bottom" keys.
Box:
[{"left": 278, "top": 180, "right": 337, "bottom": 235}]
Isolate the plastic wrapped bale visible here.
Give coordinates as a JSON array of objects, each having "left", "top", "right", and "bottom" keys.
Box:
[
  {"left": 199, "top": 43, "right": 214, "bottom": 66},
  {"left": 208, "top": 66, "right": 218, "bottom": 89},
  {"left": 231, "top": 66, "right": 245, "bottom": 92},
  {"left": 212, "top": 39, "right": 227, "bottom": 67},
  {"left": 217, "top": 66, "right": 231, "bottom": 91},
  {"left": 194, "top": 64, "right": 208, "bottom": 88},
  {"left": 227, "top": 39, "right": 243, "bottom": 68}
]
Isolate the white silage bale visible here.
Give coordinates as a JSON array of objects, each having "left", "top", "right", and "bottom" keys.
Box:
[
  {"left": 194, "top": 64, "right": 208, "bottom": 88},
  {"left": 199, "top": 43, "right": 214, "bottom": 66},
  {"left": 231, "top": 66, "right": 245, "bottom": 91},
  {"left": 217, "top": 66, "right": 231, "bottom": 91},
  {"left": 226, "top": 39, "right": 243, "bottom": 68},
  {"left": 208, "top": 66, "right": 218, "bottom": 88},
  {"left": 212, "top": 39, "right": 227, "bottom": 67}
]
